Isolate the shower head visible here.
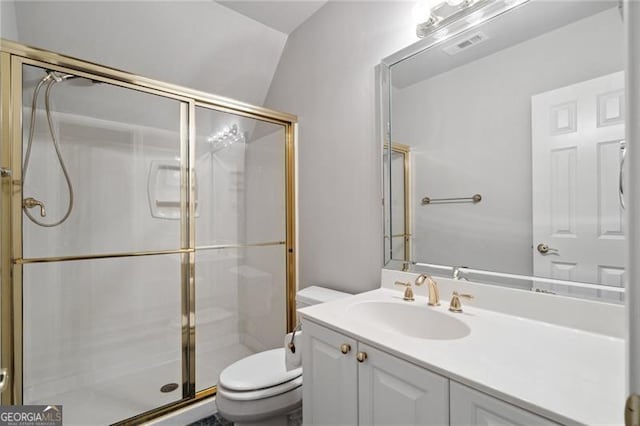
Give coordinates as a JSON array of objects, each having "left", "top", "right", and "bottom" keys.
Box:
[
  {"left": 44, "top": 71, "right": 74, "bottom": 83},
  {"left": 44, "top": 70, "right": 99, "bottom": 86}
]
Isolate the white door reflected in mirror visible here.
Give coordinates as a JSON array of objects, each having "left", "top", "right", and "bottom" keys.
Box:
[{"left": 532, "top": 72, "right": 625, "bottom": 301}]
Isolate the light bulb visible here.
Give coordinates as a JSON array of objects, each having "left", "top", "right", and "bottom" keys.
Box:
[{"left": 412, "top": 0, "right": 442, "bottom": 25}]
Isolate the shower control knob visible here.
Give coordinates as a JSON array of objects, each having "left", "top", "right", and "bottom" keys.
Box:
[
  {"left": 340, "top": 344, "right": 351, "bottom": 354},
  {"left": 356, "top": 351, "right": 368, "bottom": 363}
]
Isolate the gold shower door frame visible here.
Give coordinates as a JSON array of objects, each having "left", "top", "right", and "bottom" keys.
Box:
[
  {"left": 0, "top": 39, "right": 298, "bottom": 425},
  {"left": 384, "top": 143, "right": 411, "bottom": 262}
]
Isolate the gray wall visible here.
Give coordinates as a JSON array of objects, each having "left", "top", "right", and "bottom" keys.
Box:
[
  {"left": 392, "top": 8, "right": 624, "bottom": 276},
  {"left": 0, "top": 1, "right": 18, "bottom": 40},
  {"left": 4, "top": 1, "right": 287, "bottom": 106},
  {"left": 265, "top": 2, "right": 416, "bottom": 294}
]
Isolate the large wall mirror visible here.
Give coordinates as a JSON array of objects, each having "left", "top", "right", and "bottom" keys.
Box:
[{"left": 381, "top": 0, "right": 626, "bottom": 302}]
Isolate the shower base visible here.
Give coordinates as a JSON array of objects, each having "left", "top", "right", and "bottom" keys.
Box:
[{"left": 27, "top": 342, "right": 253, "bottom": 426}]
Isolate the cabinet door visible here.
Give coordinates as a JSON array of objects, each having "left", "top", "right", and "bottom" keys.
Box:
[
  {"left": 358, "top": 343, "right": 449, "bottom": 425},
  {"left": 450, "top": 381, "right": 560, "bottom": 425},
  {"left": 302, "top": 320, "right": 358, "bottom": 425}
]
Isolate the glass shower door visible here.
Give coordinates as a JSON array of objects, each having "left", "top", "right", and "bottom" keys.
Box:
[
  {"left": 19, "top": 63, "right": 188, "bottom": 425},
  {"left": 193, "top": 107, "right": 288, "bottom": 392}
]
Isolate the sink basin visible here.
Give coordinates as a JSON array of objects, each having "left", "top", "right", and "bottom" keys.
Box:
[{"left": 345, "top": 301, "right": 470, "bottom": 340}]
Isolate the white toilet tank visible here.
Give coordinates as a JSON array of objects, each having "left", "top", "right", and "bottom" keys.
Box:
[{"left": 296, "top": 285, "right": 350, "bottom": 309}]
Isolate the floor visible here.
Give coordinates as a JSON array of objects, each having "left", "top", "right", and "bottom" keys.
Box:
[
  {"left": 188, "top": 412, "right": 233, "bottom": 426},
  {"left": 189, "top": 408, "right": 303, "bottom": 426}
]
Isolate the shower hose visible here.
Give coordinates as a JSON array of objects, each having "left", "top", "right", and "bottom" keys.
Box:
[{"left": 22, "top": 72, "right": 74, "bottom": 227}]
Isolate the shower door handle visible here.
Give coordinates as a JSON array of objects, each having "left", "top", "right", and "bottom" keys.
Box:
[
  {"left": 0, "top": 368, "right": 8, "bottom": 393},
  {"left": 0, "top": 167, "right": 11, "bottom": 178},
  {"left": 620, "top": 141, "right": 626, "bottom": 210}
]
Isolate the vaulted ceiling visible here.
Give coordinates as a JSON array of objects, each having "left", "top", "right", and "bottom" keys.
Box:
[
  {"left": 2, "top": 1, "right": 327, "bottom": 107},
  {"left": 217, "top": 1, "right": 327, "bottom": 35}
]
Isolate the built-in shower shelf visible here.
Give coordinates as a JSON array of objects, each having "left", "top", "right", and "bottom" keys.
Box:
[{"left": 148, "top": 160, "right": 198, "bottom": 219}]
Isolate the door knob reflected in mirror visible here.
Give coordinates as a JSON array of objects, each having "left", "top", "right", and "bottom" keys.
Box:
[{"left": 537, "top": 243, "right": 558, "bottom": 255}]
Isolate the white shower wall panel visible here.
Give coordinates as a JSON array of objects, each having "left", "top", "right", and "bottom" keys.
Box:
[{"left": 22, "top": 109, "right": 182, "bottom": 259}]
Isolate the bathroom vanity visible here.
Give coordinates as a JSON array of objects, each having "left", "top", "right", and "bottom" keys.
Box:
[{"left": 299, "top": 272, "right": 624, "bottom": 425}]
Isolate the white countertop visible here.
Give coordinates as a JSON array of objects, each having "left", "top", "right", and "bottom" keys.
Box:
[{"left": 299, "top": 287, "right": 625, "bottom": 426}]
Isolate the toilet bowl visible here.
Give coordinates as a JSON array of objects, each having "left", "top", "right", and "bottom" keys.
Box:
[{"left": 215, "top": 286, "right": 350, "bottom": 426}]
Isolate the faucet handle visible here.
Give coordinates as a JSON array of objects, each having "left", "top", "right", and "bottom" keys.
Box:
[
  {"left": 449, "top": 291, "right": 474, "bottom": 313},
  {"left": 394, "top": 281, "right": 415, "bottom": 301}
]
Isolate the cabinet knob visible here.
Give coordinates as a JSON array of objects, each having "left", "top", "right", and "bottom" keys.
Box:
[
  {"left": 356, "top": 351, "right": 368, "bottom": 363},
  {"left": 340, "top": 343, "right": 351, "bottom": 354}
]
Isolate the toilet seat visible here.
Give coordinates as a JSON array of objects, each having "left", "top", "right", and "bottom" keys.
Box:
[
  {"left": 218, "top": 348, "right": 302, "bottom": 395},
  {"left": 217, "top": 375, "right": 302, "bottom": 401}
]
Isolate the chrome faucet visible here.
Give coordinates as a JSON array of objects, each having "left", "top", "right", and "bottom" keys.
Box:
[
  {"left": 415, "top": 274, "right": 440, "bottom": 306},
  {"left": 452, "top": 266, "right": 469, "bottom": 281}
]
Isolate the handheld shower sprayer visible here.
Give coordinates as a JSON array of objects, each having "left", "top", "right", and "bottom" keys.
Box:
[{"left": 22, "top": 70, "right": 76, "bottom": 227}]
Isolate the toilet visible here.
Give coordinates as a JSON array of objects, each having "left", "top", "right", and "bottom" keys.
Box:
[{"left": 215, "top": 286, "right": 350, "bottom": 426}]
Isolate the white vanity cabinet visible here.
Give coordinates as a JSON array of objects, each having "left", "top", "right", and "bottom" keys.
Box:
[
  {"left": 302, "top": 319, "right": 449, "bottom": 425},
  {"left": 358, "top": 342, "right": 449, "bottom": 425},
  {"left": 449, "top": 382, "right": 560, "bottom": 426},
  {"left": 303, "top": 319, "right": 560, "bottom": 426},
  {"left": 301, "top": 319, "right": 358, "bottom": 425}
]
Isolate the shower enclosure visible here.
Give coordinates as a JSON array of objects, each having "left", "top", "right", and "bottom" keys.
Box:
[{"left": 0, "top": 40, "right": 297, "bottom": 425}]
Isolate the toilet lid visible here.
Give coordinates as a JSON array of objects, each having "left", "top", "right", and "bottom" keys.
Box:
[{"left": 219, "top": 348, "right": 302, "bottom": 391}]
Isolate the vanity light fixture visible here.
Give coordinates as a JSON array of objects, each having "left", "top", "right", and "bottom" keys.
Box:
[
  {"left": 413, "top": 0, "right": 529, "bottom": 39},
  {"left": 413, "top": 0, "right": 484, "bottom": 38}
]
